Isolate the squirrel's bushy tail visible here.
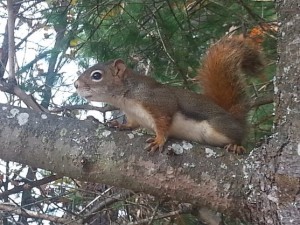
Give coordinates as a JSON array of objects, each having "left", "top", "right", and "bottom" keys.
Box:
[{"left": 197, "top": 35, "right": 264, "bottom": 122}]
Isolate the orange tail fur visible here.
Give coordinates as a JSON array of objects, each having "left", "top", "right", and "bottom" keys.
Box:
[{"left": 197, "top": 36, "right": 264, "bottom": 122}]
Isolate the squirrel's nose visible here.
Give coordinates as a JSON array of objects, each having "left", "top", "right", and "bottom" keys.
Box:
[{"left": 74, "top": 80, "right": 79, "bottom": 89}]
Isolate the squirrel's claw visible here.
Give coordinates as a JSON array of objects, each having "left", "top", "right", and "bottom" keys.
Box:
[
  {"left": 106, "top": 120, "right": 120, "bottom": 128},
  {"left": 106, "top": 120, "right": 133, "bottom": 131},
  {"left": 145, "top": 137, "right": 165, "bottom": 153},
  {"left": 224, "top": 144, "right": 246, "bottom": 154}
]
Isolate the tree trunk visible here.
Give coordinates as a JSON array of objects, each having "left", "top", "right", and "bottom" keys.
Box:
[{"left": 241, "top": 0, "right": 300, "bottom": 224}]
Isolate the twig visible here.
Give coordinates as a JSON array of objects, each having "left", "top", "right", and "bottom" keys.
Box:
[
  {"left": 0, "top": 203, "right": 80, "bottom": 224},
  {"left": 7, "top": 0, "right": 16, "bottom": 81},
  {"left": 0, "top": 24, "right": 9, "bottom": 79},
  {"left": 148, "top": 202, "right": 160, "bottom": 225},
  {"left": 0, "top": 80, "right": 47, "bottom": 112},
  {"left": 154, "top": 19, "right": 175, "bottom": 63},
  {"left": 80, "top": 190, "right": 133, "bottom": 224},
  {"left": 128, "top": 207, "right": 192, "bottom": 225},
  {"left": 250, "top": 94, "right": 274, "bottom": 108},
  {"left": 78, "top": 187, "right": 113, "bottom": 214},
  {"left": 0, "top": 174, "right": 62, "bottom": 200},
  {"left": 17, "top": 50, "right": 52, "bottom": 75},
  {"left": 51, "top": 104, "right": 118, "bottom": 113},
  {"left": 237, "top": 0, "right": 265, "bottom": 22},
  {"left": 13, "top": 85, "right": 48, "bottom": 112},
  {"left": 1, "top": 1, "right": 46, "bottom": 112}
]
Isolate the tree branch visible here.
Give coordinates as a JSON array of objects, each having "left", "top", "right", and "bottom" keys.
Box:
[
  {"left": 0, "top": 103, "right": 246, "bottom": 219},
  {"left": 128, "top": 206, "right": 192, "bottom": 225},
  {"left": 51, "top": 104, "right": 118, "bottom": 113},
  {"left": 80, "top": 190, "right": 133, "bottom": 223},
  {"left": 0, "top": 1, "right": 21, "bottom": 79},
  {"left": 0, "top": 81, "right": 47, "bottom": 112},
  {"left": 0, "top": 174, "right": 62, "bottom": 200},
  {"left": 0, "top": 203, "right": 80, "bottom": 224},
  {"left": 7, "top": 0, "right": 16, "bottom": 81},
  {"left": 250, "top": 93, "right": 274, "bottom": 108}
]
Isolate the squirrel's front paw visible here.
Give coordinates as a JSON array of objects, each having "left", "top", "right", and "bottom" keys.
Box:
[
  {"left": 106, "top": 120, "right": 132, "bottom": 131},
  {"left": 144, "top": 137, "right": 166, "bottom": 153},
  {"left": 224, "top": 144, "right": 246, "bottom": 154},
  {"left": 106, "top": 120, "right": 120, "bottom": 128}
]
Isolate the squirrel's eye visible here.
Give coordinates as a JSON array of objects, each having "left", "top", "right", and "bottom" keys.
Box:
[{"left": 90, "top": 70, "right": 103, "bottom": 81}]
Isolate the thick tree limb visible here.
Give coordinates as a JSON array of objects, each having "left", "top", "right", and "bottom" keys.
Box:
[
  {"left": 0, "top": 103, "right": 247, "bottom": 219},
  {"left": 0, "top": 97, "right": 299, "bottom": 225}
]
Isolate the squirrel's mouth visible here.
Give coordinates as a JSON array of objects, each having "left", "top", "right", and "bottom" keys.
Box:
[
  {"left": 82, "top": 93, "right": 94, "bottom": 100},
  {"left": 83, "top": 95, "right": 93, "bottom": 99},
  {"left": 76, "top": 90, "right": 93, "bottom": 99}
]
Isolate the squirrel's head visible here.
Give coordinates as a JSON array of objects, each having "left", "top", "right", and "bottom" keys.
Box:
[{"left": 74, "top": 59, "right": 127, "bottom": 102}]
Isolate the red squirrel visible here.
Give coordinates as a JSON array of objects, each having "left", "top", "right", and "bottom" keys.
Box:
[{"left": 74, "top": 35, "right": 264, "bottom": 154}]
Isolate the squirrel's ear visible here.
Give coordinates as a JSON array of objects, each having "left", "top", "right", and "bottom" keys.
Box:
[{"left": 113, "top": 59, "right": 126, "bottom": 78}]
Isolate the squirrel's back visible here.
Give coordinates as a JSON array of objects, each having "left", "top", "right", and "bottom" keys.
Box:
[{"left": 197, "top": 35, "right": 264, "bottom": 123}]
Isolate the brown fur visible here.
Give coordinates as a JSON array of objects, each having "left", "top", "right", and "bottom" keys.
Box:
[{"left": 75, "top": 35, "right": 265, "bottom": 154}]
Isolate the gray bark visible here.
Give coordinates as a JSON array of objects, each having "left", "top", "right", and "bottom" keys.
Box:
[
  {"left": 0, "top": 104, "right": 246, "bottom": 218},
  {"left": 0, "top": 97, "right": 299, "bottom": 224},
  {"left": 241, "top": 1, "right": 300, "bottom": 224}
]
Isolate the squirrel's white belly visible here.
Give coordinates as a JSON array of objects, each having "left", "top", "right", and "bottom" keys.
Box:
[
  {"left": 120, "top": 99, "right": 156, "bottom": 131},
  {"left": 119, "top": 98, "right": 232, "bottom": 146},
  {"left": 169, "top": 112, "right": 231, "bottom": 146}
]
